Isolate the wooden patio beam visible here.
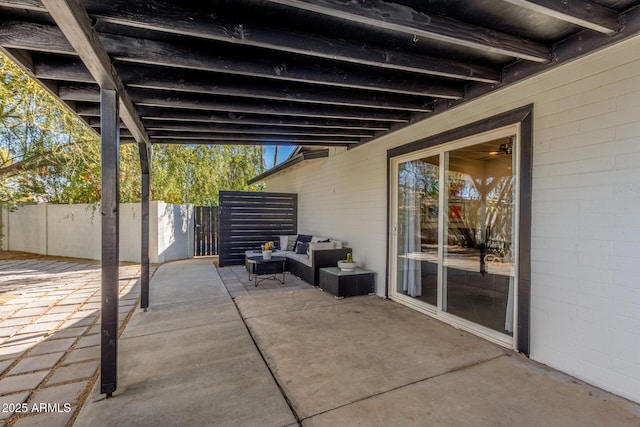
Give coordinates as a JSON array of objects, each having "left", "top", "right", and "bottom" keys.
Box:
[
  {"left": 265, "top": 0, "right": 551, "bottom": 62},
  {"left": 143, "top": 125, "right": 375, "bottom": 138},
  {"left": 121, "top": 137, "right": 357, "bottom": 147},
  {"left": 34, "top": 57, "right": 453, "bottom": 109},
  {"left": 502, "top": 0, "right": 619, "bottom": 34},
  {"left": 82, "top": 111, "right": 391, "bottom": 131},
  {"left": 39, "top": 1, "right": 149, "bottom": 145},
  {"left": 82, "top": 0, "right": 500, "bottom": 83},
  {"left": 0, "top": 20, "right": 466, "bottom": 97},
  {"left": 59, "top": 84, "right": 411, "bottom": 122}
]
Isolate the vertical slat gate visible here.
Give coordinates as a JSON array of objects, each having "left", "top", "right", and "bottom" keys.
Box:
[
  {"left": 219, "top": 191, "right": 297, "bottom": 266},
  {"left": 194, "top": 206, "right": 219, "bottom": 256}
]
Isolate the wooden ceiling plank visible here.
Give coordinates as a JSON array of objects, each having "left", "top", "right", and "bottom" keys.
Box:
[
  {"left": 58, "top": 83, "right": 412, "bottom": 122},
  {"left": 80, "top": 105, "right": 392, "bottom": 131},
  {"left": 144, "top": 125, "right": 374, "bottom": 138},
  {"left": 0, "top": 0, "right": 45, "bottom": 12},
  {"left": 121, "top": 138, "right": 356, "bottom": 147},
  {"left": 3, "top": 20, "right": 465, "bottom": 97},
  {"left": 35, "top": 57, "right": 442, "bottom": 110},
  {"left": 39, "top": 0, "right": 149, "bottom": 145},
  {"left": 502, "top": 0, "right": 619, "bottom": 34},
  {"left": 100, "top": 33, "right": 460, "bottom": 98},
  {"left": 265, "top": 0, "right": 551, "bottom": 62},
  {"left": 81, "top": 0, "right": 500, "bottom": 83},
  {"left": 144, "top": 132, "right": 361, "bottom": 142},
  {"left": 120, "top": 67, "right": 448, "bottom": 109},
  {"left": 129, "top": 88, "right": 411, "bottom": 123}
]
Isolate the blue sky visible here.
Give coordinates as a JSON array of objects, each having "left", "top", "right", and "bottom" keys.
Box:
[{"left": 262, "top": 145, "right": 296, "bottom": 168}]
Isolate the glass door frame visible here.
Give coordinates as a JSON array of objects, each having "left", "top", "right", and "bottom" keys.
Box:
[{"left": 387, "top": 106, "right": 533, "bottom": 354}]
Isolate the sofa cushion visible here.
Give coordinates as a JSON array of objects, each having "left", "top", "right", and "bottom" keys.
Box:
[
  {"left": 307, "top": 241, "right": 336, "bottom": 257},
  {"left": 311, "top": 236, "right": 329, "bottom": 243},
  {"left": 286, "top": 251, "right": 313, "bottom": 267}
]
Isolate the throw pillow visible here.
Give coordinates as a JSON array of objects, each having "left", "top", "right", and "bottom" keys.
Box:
[
  {"left": 294, "top": 234, "right": 312, "bottom": 251},
  {"left": 286, "top": 235, "right": 297, "bottom": 251},
  {"left": 295, "top": 242, "right": 309, "bottom": 255}
]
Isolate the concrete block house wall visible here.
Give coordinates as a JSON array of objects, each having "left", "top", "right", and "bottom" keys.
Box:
[{"left": 263, "top": 36, "right": 640, "bottom": 403}]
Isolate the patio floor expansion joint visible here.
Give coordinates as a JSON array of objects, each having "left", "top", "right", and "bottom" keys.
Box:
[
  {"left": 231, "top": 297, "right": 302, "bottom": 426},
  {"left": 299, "top": 353, "right": 509, "bottom": 423}
]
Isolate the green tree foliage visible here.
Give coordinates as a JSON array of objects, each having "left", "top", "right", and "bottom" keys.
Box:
[
  {"left": 1, "top": 53, "right": 265, "bottom": 207},
  {"left": 150, "top": 144, "right": 264, "bottom": 206}
]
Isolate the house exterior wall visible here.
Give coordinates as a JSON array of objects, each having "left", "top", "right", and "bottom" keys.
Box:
[
  {"left": 263, "top": 35, "right": 640, "bottom": 403},
  {"left": 2, "top": 201, "right": 194, "bottom": 264}
]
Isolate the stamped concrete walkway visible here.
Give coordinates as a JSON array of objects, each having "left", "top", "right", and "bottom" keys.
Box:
[{"left": 0, "top": 253, "right": 144, "bottom": 426}]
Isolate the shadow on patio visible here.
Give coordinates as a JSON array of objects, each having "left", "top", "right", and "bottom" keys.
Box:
[{"left": 75, "top": 259, "right": 639, "bottom": 427}]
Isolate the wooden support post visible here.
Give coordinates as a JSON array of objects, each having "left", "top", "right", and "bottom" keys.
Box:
[
  {"left": 140, "top": 169, "right": 150, "bottom": 310},
  {"left": 100, "top": 88, "right": 120, "bottom": 397}
]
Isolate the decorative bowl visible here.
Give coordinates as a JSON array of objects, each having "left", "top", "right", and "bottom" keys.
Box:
[{"left": 337, "top": 260, "right": 357, "bottom": 271}]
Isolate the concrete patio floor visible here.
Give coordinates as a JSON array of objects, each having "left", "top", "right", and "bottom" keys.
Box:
[
  {"left": 74, "top": 259, "right": 639, "bottom": 426},
  {"left": 4, "top": 255, "right": 638, "bottom": 426}
]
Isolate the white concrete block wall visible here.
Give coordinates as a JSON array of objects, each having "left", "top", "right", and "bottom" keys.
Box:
[
  {"left": 119, "top": 203, "right": 141, "bottom": 263},
  {"left": 264, "top": 35, "right": 640, "bottom": 403},
  {"left": 47, "top": 203, "right": 101, "bottom": 260},
  {"left": 3, "top": 201, "right": 194, "bottom": 264},
  {"left": 1, "top": 205, "right": 9, "bottom": 250},
  {"left": 8, "top": 204, "right": 47, "bottom": 254},
  {"left": 155, "top": 202, "right": 194, "bottom": 263}
]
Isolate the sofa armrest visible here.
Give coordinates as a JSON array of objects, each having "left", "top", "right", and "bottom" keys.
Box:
[{"left": 311, "top": 247, "right": 352, "bottom": 269}]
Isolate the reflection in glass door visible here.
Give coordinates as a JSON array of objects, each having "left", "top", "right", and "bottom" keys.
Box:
[
  {"left": 392, "top": 132, "right": 518, "bottom": 343},
  {"left": 443, "top": 139, "right": 516, "bottom": 336},
  {"left": 396, "top": 155, "right": 439, "bottom": 307}
]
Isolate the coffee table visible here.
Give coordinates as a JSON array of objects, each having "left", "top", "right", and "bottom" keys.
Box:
[{"left": 246, "top": 255, "right": 286, "bottom": 287}]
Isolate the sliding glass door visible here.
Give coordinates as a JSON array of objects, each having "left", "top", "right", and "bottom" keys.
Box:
[
  {"left": 396, "top": 155, "right": 439, "bottom": 307},
  {"left": 391, "top": 128, "right": 519, "bottom": 346}
]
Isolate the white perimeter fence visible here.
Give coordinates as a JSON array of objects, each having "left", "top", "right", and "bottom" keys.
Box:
[{"left": 0, "top": 202, "right": 194, "bottom": 263}]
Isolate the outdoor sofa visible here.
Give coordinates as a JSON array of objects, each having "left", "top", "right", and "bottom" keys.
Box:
[{"left": 245, "top": 234, "right": 351, "bottom": 286}]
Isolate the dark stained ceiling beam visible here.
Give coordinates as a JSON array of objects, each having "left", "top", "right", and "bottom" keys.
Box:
[
  {"left": 120, "top": 68, "right": 448, "bottom": 110},
  {"left": 144, "top": 126, "right": 375, "bottom": 139},
  {"left": 144, "top": 131, "right": 362, "bottom": 142},
  {"left": 58, "top": 84, "right": 411, "bottom": 123},
  {"left": 0, "top": 0, "right": 42, "bottom": 12},
  {"left": 502, "top": 0, "right": 619, "bottom": 34},
  {"left": 0, "top": 20, "right": 465, "bottom": 97},
  {"left": 79, "top": 106, "right": 393, "bottom": 131},
  {"left": 81, "top": 0, "right": 500, "bottom": 84},
  {"left": 33, "top": 57, "right": 451, "bottom": 110},
  {"left": 90, "top": 120, "right": 376, "bottom": 138},
  {"left": 101, "top": 34, "right": 458, "bottom": 98},
  {"left": 265, "top": 0, "right": 551, "bottom": 62},
  {"left": 39, "top": 0, "right": 149, "bottom": 147},
  {"left": 121, "top": 137, "right": 356, "bottom": 147}
]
